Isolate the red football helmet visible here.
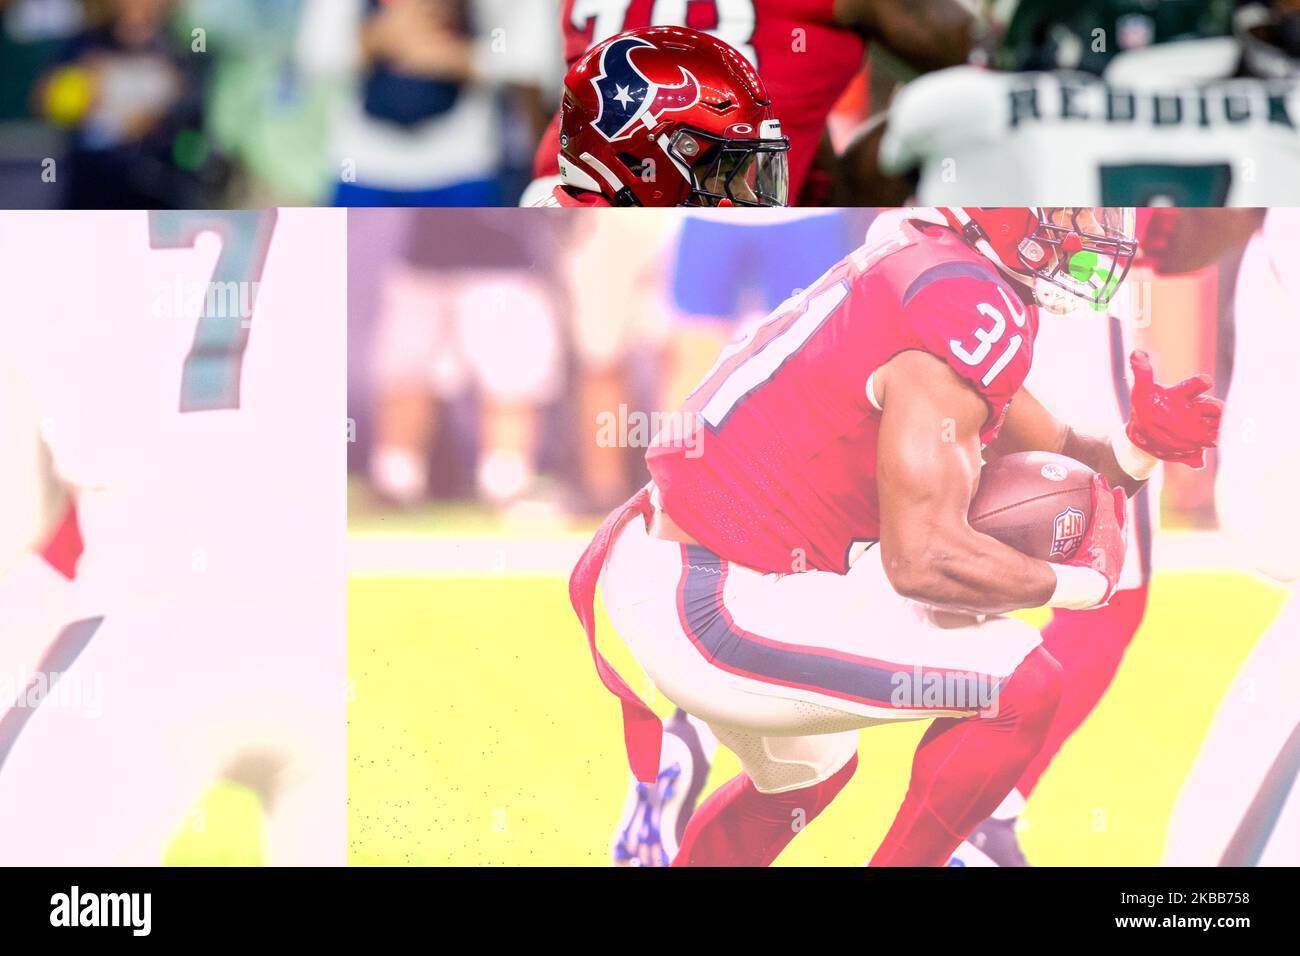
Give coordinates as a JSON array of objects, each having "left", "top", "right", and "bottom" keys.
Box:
[
  {"left": 556, "top": 26, "right": 790, "bottom": 207},
  {"left": 941, "top": 208, "right": 1137, "bottom": 311}
]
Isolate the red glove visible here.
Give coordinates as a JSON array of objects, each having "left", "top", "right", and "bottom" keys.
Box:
[
  {"left": 1125, "top": 351, "right": 1224, "bottom": 469},
  {"left": 1064, "top": 474, "right": 1128, "bottom": 606}
]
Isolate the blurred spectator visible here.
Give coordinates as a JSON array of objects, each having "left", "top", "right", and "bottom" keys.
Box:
[
  {"left": 178, "top": 0, "right": 332, "bottom": 206},
  {"left": 367, "top": 209, "right": 566, "bottom": 509},
  {"left": 36, "top": 0, "right": 215, "bottom": 208},
  {"left": 564, "top": 210, "right": 677, "bottom": 512},
  {"left": 297, "top": 0, "right": 559, "bottom": 207}
]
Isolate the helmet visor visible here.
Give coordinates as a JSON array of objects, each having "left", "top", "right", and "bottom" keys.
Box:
[{"left": 668, "top": 129, "right": 789, "bottom": 207}]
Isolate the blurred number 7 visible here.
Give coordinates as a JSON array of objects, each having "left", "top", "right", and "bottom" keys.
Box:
[{"left": 148, "top": 210, "right": 278, "bottom": 413}]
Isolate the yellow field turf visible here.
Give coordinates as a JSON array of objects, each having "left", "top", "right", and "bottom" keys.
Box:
[{"left": 346, "top": 564, "right": 1286, "bottom": 866}]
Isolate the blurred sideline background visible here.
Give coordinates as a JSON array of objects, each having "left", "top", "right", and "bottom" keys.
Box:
[
  {"left": 0, "top": 0, "right": 876, "bottom": 209},
  {"left": 345, "top": 207, "right": 1288, "bottom": 865}
]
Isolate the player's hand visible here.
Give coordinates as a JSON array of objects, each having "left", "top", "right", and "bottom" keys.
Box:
[
  {"left": 1065, "top": 474, "right": 1127, "bottom": 606},
  {"left": 1125, "top": 350, "right": 1223, "bottom": 469}
]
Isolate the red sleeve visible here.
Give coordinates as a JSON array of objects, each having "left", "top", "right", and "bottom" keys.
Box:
[{"left": 898, "top": 264, "right": 1034, "bottom": 440}]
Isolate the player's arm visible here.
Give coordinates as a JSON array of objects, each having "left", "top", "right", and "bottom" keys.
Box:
[
  {"left": 1139, "top": 209, "right": 1265, "bottom": 275},
  {"left": 985, "top": 387, "right": 1149, "bottom": 497},
  {"left": 989, "top": 351, "right": 1225, "bottom": 489},
  {"left": 798, "top": 128, "right": 839, "bottom": 206},
  {"left": 828, "top": 0, "right": 978, "bottom": 205},
  {"left": 875, "top": 350, "right": 1083, "bottom": 615},
  {"left": 833, "top": 0, "right": 975, "bottom": 73},
  {"left": 830, "top": 112, "right": 916, "bottom": 206}
]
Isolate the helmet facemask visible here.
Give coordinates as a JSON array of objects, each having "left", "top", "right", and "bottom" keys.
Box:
[
  {"left": 1014, "top": 208, "right": 1137, "bottom": 314},
  {"left": 664, "top": 121, "right": 790, "bottom": 207}
]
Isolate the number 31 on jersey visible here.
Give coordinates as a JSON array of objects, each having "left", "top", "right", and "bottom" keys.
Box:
[{"left": 949, "top": 285, "right": 1025, "bottom": 388}]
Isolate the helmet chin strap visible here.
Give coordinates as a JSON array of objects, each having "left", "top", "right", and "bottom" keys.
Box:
[
  {"left": 978, "top": 256, "right": 1080, "bottom": 314},
  {"left": 1031, "top": 280, "right": 1080, "bottom": 315},
  {"left": 985, "top": 233, "right": 1092, "bottom": 314}
]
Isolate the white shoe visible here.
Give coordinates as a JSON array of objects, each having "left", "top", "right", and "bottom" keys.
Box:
[{"left": 611, "top": 713, "right": 711, "bottom": 866}]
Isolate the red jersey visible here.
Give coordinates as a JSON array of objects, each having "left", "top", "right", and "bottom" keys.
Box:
[
  {"left": 646, "top": 220, "right": 1041, "bottom": 575},
  {"left": 535, "top": 0, "right": 865, "bottom": 200}
]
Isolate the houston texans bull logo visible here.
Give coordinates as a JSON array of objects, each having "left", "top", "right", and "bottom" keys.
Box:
[{"left": 591, "top": 36, "right": 701, "bottom": 142}]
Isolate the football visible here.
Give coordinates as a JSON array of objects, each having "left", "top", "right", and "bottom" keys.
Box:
[{"left": 969, "top": 452, "right": 1095, "bottom": 563}]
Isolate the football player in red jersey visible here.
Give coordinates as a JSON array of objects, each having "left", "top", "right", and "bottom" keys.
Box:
[
  {"left": 572, "top": 207, "right": 1224, "bottom": 866},
  {"left": 535, "top": 26, "right": 791, "bottom": 208},
  {"left": 531, "top": 0, "right": 978, "bottom": 206}
]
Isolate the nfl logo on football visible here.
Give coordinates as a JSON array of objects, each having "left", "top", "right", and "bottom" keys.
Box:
[{"left": 1050, "top": 507, "right": 1085, "bottom": 559}]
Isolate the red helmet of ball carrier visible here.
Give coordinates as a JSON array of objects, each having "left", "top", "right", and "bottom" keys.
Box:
[
  {"left": 557, "top": 26, "right": 790, "bottom": 207},
  {"left": 942, "top": 208, "right": 1138, "bottom": 312}
]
